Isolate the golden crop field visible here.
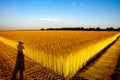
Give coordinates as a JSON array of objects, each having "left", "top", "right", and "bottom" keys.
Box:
[{"left": 0, "top": 31, "right": 120, "bottom": 79}]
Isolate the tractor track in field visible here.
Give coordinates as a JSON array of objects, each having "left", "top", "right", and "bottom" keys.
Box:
[
  {"left": 0, "top": 42, "right": 33, "bottom": 80},
  {"left": 0, "top": 41, "right": 64, "bottom": 80},
  {"left": 110, "top": 55, "right": 120, "bottom": 80},
  {"left": 0, "top": 36, "right": 120, "bottom": 80},
  {"left": 72, "top": 36, "right": 120, "bottom": 80}
]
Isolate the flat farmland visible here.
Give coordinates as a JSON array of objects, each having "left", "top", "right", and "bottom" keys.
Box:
[{"left": 0, "top": 31, "right": 120, "bottom": 79}]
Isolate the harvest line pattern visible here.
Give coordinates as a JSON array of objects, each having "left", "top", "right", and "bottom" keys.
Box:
[
  {"left": 72, "top": 36, "right": 120, "bottom": 79},
  {"left": 0, "top": 37, "right": 120, "bottom": 79},
  {"left": 0, "top": 41, "right": 64, "bottom": 80},
  {"left": 0, "top": 31, "right": 120, "bottom": 78}
]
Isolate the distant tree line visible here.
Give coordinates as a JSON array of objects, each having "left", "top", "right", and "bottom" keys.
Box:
[{"left": 41, "top": 27, "right": 120, "bottom": 31}]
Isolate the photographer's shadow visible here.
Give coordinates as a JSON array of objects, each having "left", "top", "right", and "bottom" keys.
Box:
[{"left": 11, "top": 41, "right": 25, "bottom": 80}]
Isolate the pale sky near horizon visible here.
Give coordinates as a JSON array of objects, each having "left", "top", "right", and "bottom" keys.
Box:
[{"left": 0, "top": 0, "right": 120, "bottom": 30}]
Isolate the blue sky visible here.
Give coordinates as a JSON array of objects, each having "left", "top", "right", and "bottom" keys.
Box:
[{"left": 0, "top": 0, "right": 120, "bottom": 30}]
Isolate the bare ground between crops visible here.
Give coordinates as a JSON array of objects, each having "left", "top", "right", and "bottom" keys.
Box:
[
  {"left": 72, "top": 36, "right": 120, "bottom": 80},
  {"left": 0, "top": 37, "right": 120, "bottom": 80},
  {"left": 0, "top": 41, "right": 64, "bottom": 80}
]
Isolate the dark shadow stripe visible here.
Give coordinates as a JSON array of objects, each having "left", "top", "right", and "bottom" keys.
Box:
[{"left": 72, "top": 35, "right": 120, "bottom": 79}]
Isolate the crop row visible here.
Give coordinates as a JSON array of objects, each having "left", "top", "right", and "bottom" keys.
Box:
[{"left": 0, "top": 31, "right": 120, "bottom": 78}]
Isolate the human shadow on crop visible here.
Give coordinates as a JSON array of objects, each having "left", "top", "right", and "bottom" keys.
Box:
[{"left": 11, "top": 41, "right": 25, "bottom": 80}]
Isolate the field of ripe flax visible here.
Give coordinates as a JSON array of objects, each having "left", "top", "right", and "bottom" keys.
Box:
[{"left": 0, "top": 31, "right": 120, "bottom": 79}]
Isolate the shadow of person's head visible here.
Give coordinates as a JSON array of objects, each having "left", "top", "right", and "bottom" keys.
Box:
[
  {"left": 19, "top": 41, "right": 24, "bottom": 45},
  {"left": 11, "top": 41, "right": 25, "bottom": 80}
]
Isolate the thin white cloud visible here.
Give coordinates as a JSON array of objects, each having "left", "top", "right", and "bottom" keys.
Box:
[{"left": 36, "top": 17, "right": 60, "bottom": 22}]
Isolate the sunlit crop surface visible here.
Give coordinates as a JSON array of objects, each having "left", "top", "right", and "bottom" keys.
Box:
[{"left": 0, "top": 31, "right": 120, "bottom": 78}]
